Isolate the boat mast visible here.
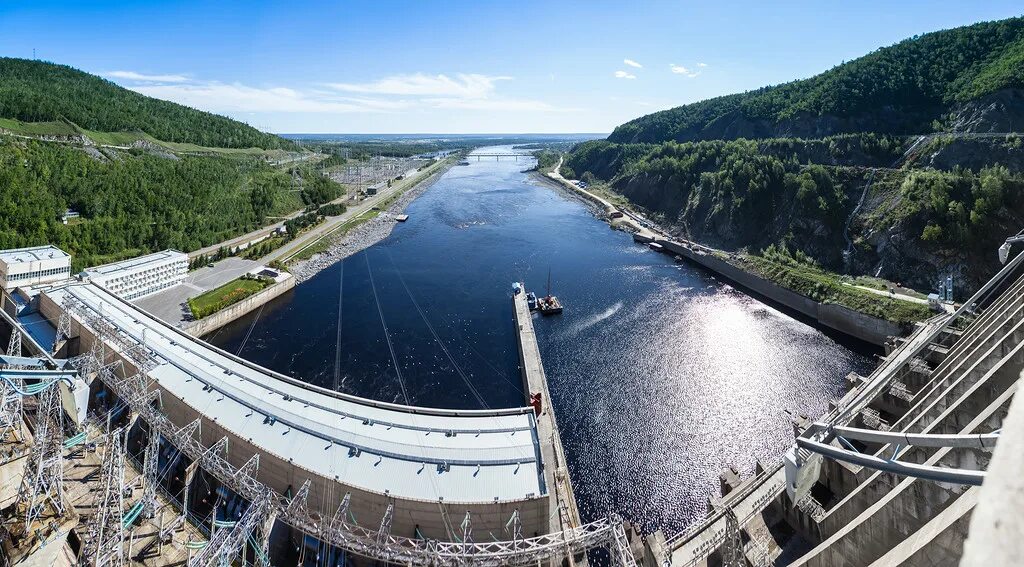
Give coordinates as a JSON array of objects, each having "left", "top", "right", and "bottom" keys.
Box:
[{"left": 547, "top": 268, "right": 551, "bottom": 299}]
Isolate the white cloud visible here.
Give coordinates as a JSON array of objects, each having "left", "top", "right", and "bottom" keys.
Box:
[
  {"left": 670, "top": 64, "right": 701, "bottom": 78},
  {"left": 425, "top": 97, "right": 560, "bottom": 111},
  {"left": 129, "top": 82, "right": 372, "bottom": 113},
  {"left": 623, "top": 59, "right": 643, "bottom": 68},
  {"left": 614, "top": 70, "right": 637, "bottom": 80},
  {"left": 697, "top": 62, "right": 708, "bottom": 68},
  {"left": 111, "top": 69, "right": 567, "bottom": 116},
  {"left": 325, "top": 73, "right": 511, "bottom": 99},
  {"left": 105, "top": 70, "right": 190, "bottom": 83}
]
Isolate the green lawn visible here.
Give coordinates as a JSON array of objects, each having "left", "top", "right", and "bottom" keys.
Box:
[
  {"left": 188, "top": 277, "right": 269, "bottom": 319},
  {"left": 737, "top": 254, "right": 934, "bottom": 324}
]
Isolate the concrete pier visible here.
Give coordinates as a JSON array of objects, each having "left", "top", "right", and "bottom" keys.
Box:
[{"left": 512, "top": 285, "right": 583, "bottom": 536}]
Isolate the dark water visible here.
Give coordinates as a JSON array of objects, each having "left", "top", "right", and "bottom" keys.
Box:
[{"left": 208, "top": 147, "right": 874, "bottom": 536}]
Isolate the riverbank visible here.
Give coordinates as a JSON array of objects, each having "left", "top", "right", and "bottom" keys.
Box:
[
  {"left": 288, "top": 158, "right": 455, "bottom": 282},
  {"left": 536, "top": 155, "right": 932, "bottom": 342}
]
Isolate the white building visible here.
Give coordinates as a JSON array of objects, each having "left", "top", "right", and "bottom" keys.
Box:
[
  {"left": 0, "top": 245, "right": 72, "bottom": 290},
  {"left": 83, "top": 250, "right": 188, "bottom": 301}
]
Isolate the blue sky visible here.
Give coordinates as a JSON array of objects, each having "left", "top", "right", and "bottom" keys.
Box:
[{"left": 1, "top": 1, "right": 1020, "bottom": 134}]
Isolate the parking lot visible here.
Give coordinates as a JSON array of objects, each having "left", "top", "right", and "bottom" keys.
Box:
[{"left": 133, "top": 257, "right": 259, "bottom": 326}]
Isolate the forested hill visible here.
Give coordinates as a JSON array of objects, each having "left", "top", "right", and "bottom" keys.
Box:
[
  {"left": 610, "top": 17, "right": 1024, "bottom": 144},
  {"left": 0, "top": 58, "right": 294, "bottom": 150}
]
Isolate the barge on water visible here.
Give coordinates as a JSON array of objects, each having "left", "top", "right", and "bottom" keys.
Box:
[{"left": 515, "top": 271, "right": 564, "bottom": 316}]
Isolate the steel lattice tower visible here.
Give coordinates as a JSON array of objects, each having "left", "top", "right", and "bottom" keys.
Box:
[
  {"left": 17, "top": 381, "right": 66, "bottom": 528},
  {"left": 85, "top": 426, "right": 128, "bottom": 567}
]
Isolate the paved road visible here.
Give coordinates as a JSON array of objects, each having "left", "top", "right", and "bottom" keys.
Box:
[
  {"left": 260, "top": 161, "right": 451, "bottom": 264},
  {"left": 189, "top": 160, "right": 384, "bottom": 260},
  {"left": 546, "top": 157, "right": 655, "bottom": 238}
]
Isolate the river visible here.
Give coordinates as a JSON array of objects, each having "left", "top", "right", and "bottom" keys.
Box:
[{"left": 207, "top": 146, "right": 874, "bottom": 536}]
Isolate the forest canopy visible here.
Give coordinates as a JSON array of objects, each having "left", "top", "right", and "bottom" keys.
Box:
[
  {"left": 0, "top": 58, "right": 296, "bottom": 150},
  {"left": 609, "top": 17, "right": 1024, "bottom": 143}
]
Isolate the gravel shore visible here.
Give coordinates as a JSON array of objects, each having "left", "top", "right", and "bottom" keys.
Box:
[{"left": 290, "top": 167, "right": 447, "bottom": 283}]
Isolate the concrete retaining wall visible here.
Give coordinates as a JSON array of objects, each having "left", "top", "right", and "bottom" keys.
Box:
[
  {"left": 658, "top": 239, "right": 904, "bottom": 345},
  {"left": 181, "top": 276, "right": 296, "bottom": 337}
]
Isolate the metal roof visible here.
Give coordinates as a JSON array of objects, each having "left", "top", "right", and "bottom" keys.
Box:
[
  {"left": 83, "top": 249, "right": 187, "bottom": 279},
  {"left": 47, "top": 283, "right": 546, "bottom": 503},
  {"left": 0, "top": 245, "right": 70, "bottom": 265}
]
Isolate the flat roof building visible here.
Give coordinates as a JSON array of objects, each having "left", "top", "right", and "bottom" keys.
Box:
[
  {"left": 0, "top": 245, "right": 72, "bottom": 290},
  {"left": 38, "top": 282, "right": 549, "bottom": 541},
  {"left": 83, "top": 249, "right": 188, "bottom": 301}
]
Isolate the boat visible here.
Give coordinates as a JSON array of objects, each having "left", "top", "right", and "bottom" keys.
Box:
[
  {"left": 648, "top": 242, "right": 664, "bottom": 251},
  {"left": 395, "top": 214, "right": 409, "bottom": 222},
  {"left": 526, "top": 292, "right": 538, "bottom": 310},
  {"left": 538, "top": 269, "right": 563, "bottom": 315},
  {"left": 457, "top": 160, "right": 471, "bottom": 166}
]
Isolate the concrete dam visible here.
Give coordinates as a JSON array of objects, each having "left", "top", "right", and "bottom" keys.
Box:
[{"left": 1, "top": 236, "right": 1023, "bottom": 566}]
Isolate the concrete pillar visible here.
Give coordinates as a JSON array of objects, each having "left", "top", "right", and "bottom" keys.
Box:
[{"left": 643, "top": 531, "right": 667, "bottom": 567}]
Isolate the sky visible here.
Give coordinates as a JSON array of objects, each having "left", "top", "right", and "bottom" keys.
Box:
[{"left": 1, "top": 1, "right": 1021, "bottom": 134}]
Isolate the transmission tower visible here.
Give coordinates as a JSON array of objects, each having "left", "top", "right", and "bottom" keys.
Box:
[
  {"left": 609, "top": 516, "right": 640, "bottom": 567},
  {"left": 7, "top": 327, "right": 21, "bottom": 358},
  {"left": 53, "top": 305, "right": 72, "bottom": 354},
  {"left": 191, "top": 490, "right": 275, "bottom": 567},
  {"left": 141, "top": 427, "right": 161, "bottom": 518},
  {"left": 17, "top": 381, "right": 66, "bottom": 528},
  {"left": 85, "top": 426, "right": 128, "bottom": 567},
  {"left": 0, "top": 358, "right": 25, "bottom": 438}
]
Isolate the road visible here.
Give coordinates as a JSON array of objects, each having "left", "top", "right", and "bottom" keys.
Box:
[
  {"left": 545, "top": 156, "right": 656, "bottom": 238},
  {"left": 841, "top": 282, "right": 930, "bottom": 305},
  {"left": 189, "top": 161, "right": 425, "bottom": 261},
  {"left": 261, "top": 159, "right": 454, "bottom": 264}
]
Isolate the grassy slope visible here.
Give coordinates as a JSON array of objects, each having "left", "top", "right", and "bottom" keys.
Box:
[{"left": 736, "top": 254, "right": 933, "bottom": 324}]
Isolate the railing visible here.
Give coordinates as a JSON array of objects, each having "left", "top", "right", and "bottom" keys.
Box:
[{"left": 72, "top": 310, "right": 638, "bottom": 567}]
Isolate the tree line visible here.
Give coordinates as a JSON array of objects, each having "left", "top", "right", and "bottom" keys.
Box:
[
  {"left": 0, "top": 138, "right": 344, "bottom": 270},
  {"left": 609, "top": 17, "right": 1024, "bottom": 143},
  {"left": 0, "top": 58, "right": 295, "bottom": 150}
]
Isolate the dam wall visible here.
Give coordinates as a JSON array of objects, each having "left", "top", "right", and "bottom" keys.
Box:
[
  {"left": 512, "top": 287, "right": 583, "bottom": 536},
  {"left": 658, "top": 239, "right": 904, "bottom": 345},
  {"left": 35, "top": 287, "right": 550, "bottom": 542}
]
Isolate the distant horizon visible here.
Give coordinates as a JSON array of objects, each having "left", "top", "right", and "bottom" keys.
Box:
[{"left": 276, "top": 132, "right": 608, "bottom": 138}]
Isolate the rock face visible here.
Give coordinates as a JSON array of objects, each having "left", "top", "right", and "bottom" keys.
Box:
[
  {"left": 921, "top": 135, "right": 1024, "bottom": 174},
  {"left": 951, "top": 89, "right": 1024, "bottom": 134}
]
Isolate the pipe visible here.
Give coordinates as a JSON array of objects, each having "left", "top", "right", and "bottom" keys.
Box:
[{"left": 796, "top": 437, "right": 985, "bottom": 486}]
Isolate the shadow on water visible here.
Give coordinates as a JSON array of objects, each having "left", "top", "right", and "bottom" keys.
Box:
[{"left": 206, "top": 147, "right": 875, "bottom": 537}]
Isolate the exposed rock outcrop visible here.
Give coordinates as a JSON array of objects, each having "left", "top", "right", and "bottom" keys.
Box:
[{"left": 951, "top": 89, "right": 1024, "bottom": 134}]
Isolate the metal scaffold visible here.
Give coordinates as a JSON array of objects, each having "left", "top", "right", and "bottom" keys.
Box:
[
  {"left": 17, "top": 379, "right": 66, "bottom": 528},
  {"left": 84, "top": 426, "right": 129, "bottom": 567},
  {"left": 7, "top": 327, "right": 21, "bottom": 358},
  {"left": 62, "top": 294, "right": 640, "bottom": 567}
]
